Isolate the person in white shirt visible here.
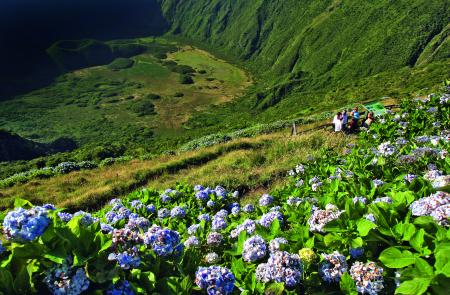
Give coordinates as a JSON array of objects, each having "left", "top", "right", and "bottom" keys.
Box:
[{"left": 332, "top": 112, "right": 343, "bottom": 132}]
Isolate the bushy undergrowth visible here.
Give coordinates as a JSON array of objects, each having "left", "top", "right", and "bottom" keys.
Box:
[{"left": 0, "top": 91, "right": 448, "bottom": 294}]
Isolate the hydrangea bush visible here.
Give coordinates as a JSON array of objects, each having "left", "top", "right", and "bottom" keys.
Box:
[{"left": 0, "top": 90, "right": 449, "bottom": 294}]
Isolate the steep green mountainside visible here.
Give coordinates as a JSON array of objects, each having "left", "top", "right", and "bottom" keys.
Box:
[{"left": 161, "top": 0, "right": 448, "bottom": 80}]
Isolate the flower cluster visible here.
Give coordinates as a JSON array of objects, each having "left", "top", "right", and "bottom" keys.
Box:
[
  {"left": 184, "top": 236, "right": 200, "bottom": 248},
  {"left": 207, "top": 232, "right": 223, "bottom": 246},
  {"left": 143, "top": 226, "right": 183, "bottom": 257},
  {"left": 108, "top": 280, "right": 135, "bottom": 295},
  {"left": 259, "top": 210, "right": 283, "bottom": 228},
  {"left": 205, "top": 252, "right": 220, "bottom": 264},
  {"left": 350, "top": 261, "right": 384, "bottom": 295},
  {"left": 268, "top": 237, "right": 288, "bottom": 253},
  {"left": 298, "top": 248, "right": 317, "bottom": 265},
  {"left": 259, "top": 194, "right": 274, "bottom": 206},
  {"left": 410, "top": 191, "right": 450, "bottom": 226},
  {"left": 195, "top": 266, "right": 235, "bottom": 295},
  {"left": 242, "top": 235, "right": 267, "bottom": 262},
  {"left": 230, "top": 219, "right": 256, "bottom": 238},
  {"left": 3, "top": 206, "right": 50, "bottom": 242},
  {"left": 242, "top": 204, "right": 255, "bottom": 213},
  {"left": 109, "top": 229, "right": 142, "bottom": 269},
  {"left": 256, "top": 251, "right": 303, "bottom": 287},
  {"left": 308, "top": 204, "right": 343, "bottom": 233},
  {"left": 44, "top": 257, "right": 90, "bottom": 295},
  {"left": 170, "top": 206, "right": 186, "bottom": 218},
  {"left": 319, "top": 251, "right": 348, "bottom": 283}
]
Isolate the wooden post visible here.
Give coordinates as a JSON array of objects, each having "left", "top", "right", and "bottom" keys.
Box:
[{"left": 291, "top": 122, "right": 297, "bottom": 136}]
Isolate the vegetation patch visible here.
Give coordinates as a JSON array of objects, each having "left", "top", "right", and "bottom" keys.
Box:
[{"left": 107, "top": 58, "right": 134, "bottom": 71}]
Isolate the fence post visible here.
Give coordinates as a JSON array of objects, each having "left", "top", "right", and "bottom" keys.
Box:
[{"left": 291, "top": 122, "right": 297, "bottom": 136}]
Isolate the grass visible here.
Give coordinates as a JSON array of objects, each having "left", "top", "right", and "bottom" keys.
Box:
[
  {"left": 0, "top": 124, "right": 352, "bottom": 210},
  {"left": 0, "top": 38, "right": 251, "bottom": 148}
]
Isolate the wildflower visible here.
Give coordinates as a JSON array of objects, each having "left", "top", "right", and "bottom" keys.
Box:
[
  {"left": 287, "top": 197, "right": 302, "bottom": 206},
  {"left": 259, "top": 211, "right": 284, "bottom": 228},
  {"left": 107, "top": 280, "right": 135, "bottom": 295},
  {"left": 395, "top": 138, "right": 408, "bottom": 146},
  {"left": 108, "top": 250, "right": 141, "bottom": 270},
  {"left": 207, "top": 200, "right": 216, "bottom": 208},
  {"left": 377, "top": 142, "right": 396, "bottom": 156},
  {"left": 44, "top": 257, "right": 90, "bottom": 295},
  {"left": 373, "top": 197, "right": 393, "bottom": 204},
  {"left": 212, "top": 216, "right": 227, "bottom": 231},
  {"left": 184, "top": 236, "right": 200, "bottom": 248},
  {"left": 259, "top": 194, "right": 274, "bottom": 207},
  {"left": 170, "top": 206, "right": 186, "bottom": 218},
  {"left": 295, "top": 179, "right": 304, "bottom": 187},
  {"left": 365, "top": 214, "right": 376, "bottom": 223},
  {"left": 410, "top": 191, "right": 450, "bottom": 226},
  {"left": 350, "top": 261, "right": 384, "bottom": 295},
  {"left": 188, "top": 224, "right": 201, "bottom": 235},
  {"left": 242, "top": 204, "right": 255, "bottom": 213},
  {"left": 269, "top": 237, "right": 288, "bottom": 253},
  {"left": 157, "top": 208, "right": 170, "bottom": 219},
  {"left": 319, "top": 251, "right": 348, "bottom": 283},
  {"left": 242, "top": 235, "right": 267, "bottom": 262},
  {"left": 143, "top": 227, "right": 184, "bottom": 257},
  {"left": 349, "top": 248, "right": 364, "bottom": 259},
  {"left": 298, "top": 248, "right": 317, "bottom": 265},
  {"left": 352, "top": 197, "right": 367, "bottom": 205},
  {"left": 207, "top": 232, "right": 223, "bottom": 246},
  {"left": 58, "top": 212, "right": 73, "bottom": 222},
  {"left": 372, "top": 179, "right": 385, "bottom": 188},
  {"left": 404, "top": 174, "right": 417, "bottom": 183},
  {"left": 198, "top": 213, "right": 211, "bottom": 222},
  {"left": 146, "top": 204, "right": 156, "bottom": 213},
  {"left": 295, "top": 164, "right": 305, "bottom": 174},
  {"left": 307, "top": 204, "right": 343, "bottom": 233},
  {"left": 3, "top": 206, "right": 50, "bottom": 242},
  {"left": 195, "top": 266, "right": 235, "bottom": 295},
  {"left": 230, "top": 219, "right": 256, "bottom": 238},
  {"left": 205, "top": 252, "right": 220, "bottom": 263},
  {"left": 256, "top": 251, "right": 303, "bottom": 287}
]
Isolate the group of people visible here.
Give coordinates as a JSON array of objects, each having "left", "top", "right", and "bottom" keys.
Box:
[{"left": 332, "top": 106, "right": 374, "bottom": 133}]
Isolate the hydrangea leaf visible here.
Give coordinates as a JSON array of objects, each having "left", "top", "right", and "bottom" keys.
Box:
[
  {"left": 356, "top": 218, "right": 376, "bottom": 236},
  {"left": 379, "top": 247, "right": 416, "bottom": 268},
  {"left": 395, "top": 278, "right": 432, "bottom": 295},
  {"left": 339, "top": 272, "right": 357, "bottom": 295}
]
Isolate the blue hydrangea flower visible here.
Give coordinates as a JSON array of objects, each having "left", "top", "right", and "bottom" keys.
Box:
[
  {"left": 58, "top": 212, "right": 73, "bottom": 222},
  {"left": 207, "top": 232, "right": 223, "bottom": 246},
  {"left": 125, "top": 216, "right": 151, "bottom": 232},
  {"left": 207, "top": 200, "right": 216, "bottom": 208},
  {"left": 268, "top": 237, "right": 288, "bottom": 253},
  {"left": 230, "top": 219, "right": 256, "bottom": 238},
  {"left": 194, "top": 184, "right": 205, "bottom": 191},
  {"left": 108, "top": 250, "right": 141, "bottom": 270},
  {"left": 146, "top": 204, "right": 156, "bottom": 213},
  {"left": 231, "top": 206, "right": 240, "bottom": 216},
  {"left": 198, "top": 213, "right": 211, "bottom": 222},
  {"left": 232, "top": 191, "right": 239, "bottom": 198},
  {"left": 350, "top": 261, "right": 384, "bottom": 295},
  {"left": 170, "top": 206, "right": 186, "bottom": 218},
  {"left": 107, "top": 280, "right": 135, "bottom": 295},
  {"left": 215, "top": 209, "right": 229, "bottom": 218},
  {"left": 256, "top": 251, "right": 303, "bottom": 287},
  {"left": 319, "top": 251, "right": 348, "bottom": 283},
  {"left": 242, "top": 204, "right": 255, "bottom": 213},
  {"left": 205, "top": 252, "right": 220, "bottom": 264},
  {"left": 144, "top": 228, "right": 183, "bottom": 257},
  {"left": 212, "top": 217, "right": 227, "bottom": 231},
  {"left": 129, "top": 200, "right": 143, "bottom": 210},
  {"left": 157, "top": 208, "right": 170, "bottom": 219},
  {"left": 259, "top": 194, "right": 274, "bottom": 207},
  {"left": 188, "top": 224, "right": 201, "bottom": 235},
  {"left": 195, "top": 266, "right": 235, "bottom": 295},
  {"left": 214, "top": 186, "right": 227, "bottom": 199},
  {"left": 196, "top": 190, "right": 210, "bottom": 202},
  {"left": 44, "top": 257, "right": 90, "bottom": 295},
  {"left": 0, "top": 240, "right": 5, "bottom": 254},
  {"left": 73, "top": 211, "right": 97, "bottom": 226},
  {"left": 242, "top": 235, "right": 267, "bottom": 262},
  {"left": 42, "top": 204, "right": 56, "bottom": 210},
  {"left": 101, "top": 223, "right": 115, "bottom": 234},
  {"left": 259, "top": 211, "right": 283, "bottom": 228},
  {"left": 184, "top": 236, "right": 200, "bottom": 248},
  {"left": 3, "top": 206, "right": 50, "bottom": 242},
  {"left": 349, "top": 247, "right": 365, "bottom": 259}
]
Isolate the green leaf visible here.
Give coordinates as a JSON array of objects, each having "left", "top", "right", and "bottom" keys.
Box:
[
  {"left": 340, "top": 272, "right": 357, "bottom": 295},
  {"left": 395, "top": 278, "right": 431, "bottom": 295},
  {"left": 413, "top": 258, "right": 434, "bottom": 278},
  {"left": 14, "top": 198, "right": 32, "bottom": 209},
  {"left": 435, "top": 243, "right": 450, "bottom": 277},
  {"left": 409, "top": 229, "right": 425, "bottom": 252},
  {"left": 401, "top": 224, "right": 416, "bottom": 241},
  {"left": 356, "top": 218, "right": 376, "bottom": 236},
  {"left": 265, "top": 282, "right": 284, "bottom": 295},
  {"left": 0, "top": 268, "right": 14, "bottom": 294},
  {"left": 351, "top": 237, "right": 363, "bottom": 248},
  {"left": 379, "top": 247, "right": 416, "bottom": 268}
]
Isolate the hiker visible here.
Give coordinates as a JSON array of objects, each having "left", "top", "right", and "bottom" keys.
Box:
[
  {"left": 342, "top": 110, "right": 348, "bottom": 132},
  {"left": 363, "top": 112, "right": 374, "bottom": 128},
  {"left": 350, "top": 106, "right": 360, "bottom": 132},
  {"left": 332, "top": 112, "right": 343, "bottom": 132}
]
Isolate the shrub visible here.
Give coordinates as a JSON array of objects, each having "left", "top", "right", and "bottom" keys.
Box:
[
  {"left": 107, "top": 58, "right": 134, "bottom": 71},
  {"left": 180, "top": 75, "right": 194, "bottom": 85}
]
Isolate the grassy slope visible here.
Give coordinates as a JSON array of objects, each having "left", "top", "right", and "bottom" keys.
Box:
[{"left": 0, "top": 120, "right": 353, "bottom": 210}]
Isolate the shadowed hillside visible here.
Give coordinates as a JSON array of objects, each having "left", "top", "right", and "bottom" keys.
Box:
[{"left": 0, "top": 0, "right": 168, "bottom": 99}]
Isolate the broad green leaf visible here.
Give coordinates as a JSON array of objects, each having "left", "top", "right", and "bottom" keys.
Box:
[
  {"left": 413, "top": 258, "right": 434, "bottom": 278},
  {"left": 340, "top": 272, "right": 357, "bottom": 295},
  {"left": 356, "top": 218, "right": 376, "bottom": 236},
  {"left": 14, "top": 198, "right": 33, "bottom": 209},
  {"left": 395, "top": 278, "right": 431, "bottom": 295},
  {"left": 409, "top": 229, "right": 425, "bottom": 252},
  {"left": 0, "top": 268, "right": 14, "bottom": 294},
  {"left": 401, "top": 224, "right": 416, "bottom": 241},
  {"left": 379, "top": 247, "right": 416, "bottom": 268},
  {"left": 435, "top": 243, "right": 450, "bottom": 277}
]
